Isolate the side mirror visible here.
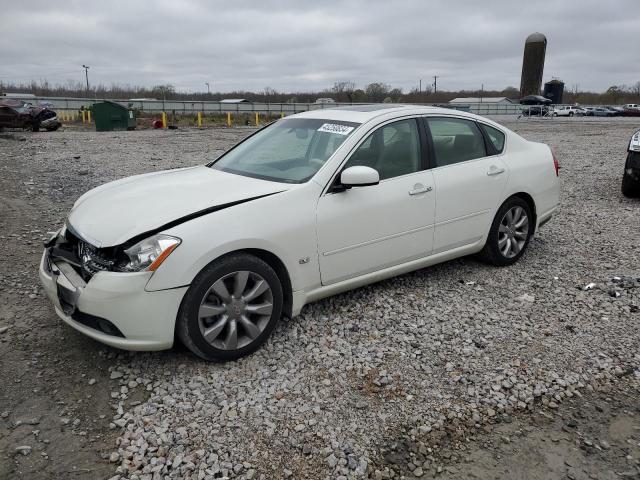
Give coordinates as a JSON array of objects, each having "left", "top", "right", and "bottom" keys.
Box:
[{"left": 339, "top": 166, "right": 380, "bottom": 188}]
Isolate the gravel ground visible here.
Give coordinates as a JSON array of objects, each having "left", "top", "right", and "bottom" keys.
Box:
[{"left": 0, "top": 118, "right": 639, "bottom": 480}]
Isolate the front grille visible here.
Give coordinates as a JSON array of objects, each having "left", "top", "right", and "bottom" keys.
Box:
[
  {"left": 48, "top": 226, "right": 127, "bottom": 281},
  {"left": 77, "top": 240, "right": 115, "bottom": 276}
]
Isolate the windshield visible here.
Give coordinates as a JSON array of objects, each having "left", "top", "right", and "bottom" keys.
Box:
[{"left": 209, "top": 118, "right": 360, "bottom": 183}]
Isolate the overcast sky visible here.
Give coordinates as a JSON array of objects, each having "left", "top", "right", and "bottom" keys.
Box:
[{"left": 1, "top": 0, "right": 637, "bottom": 93}]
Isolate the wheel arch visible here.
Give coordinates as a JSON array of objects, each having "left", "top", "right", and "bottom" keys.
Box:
[
  {"left": 215, "top": 248, "right": 294, "bottom": 318},
  {"left": 506, "top": 192, "right": 537, "bottom": 233}
]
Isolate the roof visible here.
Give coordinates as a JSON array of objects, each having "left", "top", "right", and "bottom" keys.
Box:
[
  {"left": 220, "top": 98, "right": 250, "bottom": 103},
  {"left": 449, "top": 97, "right": 514, "bottom": 104},
  {"left": 0, "top": 99, "right": 24, "bottom": 108},
  {"left": 526, "top": 32, "right": 546, "bottom": 43},
  {"left": 333, "top": 104, "right": 405, "bottom": 112},
  {"left": 1, "top": 93, "right": 36, "bottom": 99},
  {"left": 294, "top": 104, "right": 481, "bottom": 124}
]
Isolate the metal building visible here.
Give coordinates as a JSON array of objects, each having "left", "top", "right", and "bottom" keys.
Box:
[{"left": 520, "top": 33, "right": 547, "bottom": 97}]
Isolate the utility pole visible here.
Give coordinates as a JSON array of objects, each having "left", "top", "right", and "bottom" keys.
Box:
[
  {"left": 480, "top": 83, "right": 484, "bottom": 102},
  {"left": 159, "top": 86, "right": 166, "bottom": 112},
  {"left": 433, "top": 75, "right": 439, "bottom": 94},
  {"left": 419, "top": 79, "right": 422, "bottom": 93},
  {"left": 82, "top": 65, "right": 90, "bottom": 97},
  {"left": 205, "top": 82, "right": 210, "bottom": 95}
]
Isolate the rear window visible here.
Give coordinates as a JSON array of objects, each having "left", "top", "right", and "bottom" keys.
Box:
[
  {"left": 427, "top": 117, "right": 486, "bottom": 167},
  {"left": 480, "top": 124, "right": 505, "bottom": 154}
]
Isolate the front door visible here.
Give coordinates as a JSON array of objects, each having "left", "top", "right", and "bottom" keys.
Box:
[{"left": 316, "top": 118, "right": 436, "bottom": 285}]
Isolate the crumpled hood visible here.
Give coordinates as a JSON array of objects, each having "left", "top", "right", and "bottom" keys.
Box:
[{"left": 67, "top": 165, "right": 287, "bottom": 247}]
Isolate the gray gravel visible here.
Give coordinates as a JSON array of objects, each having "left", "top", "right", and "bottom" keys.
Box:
[{"left": 1, "top": 118, "right": 639, "bottom": 479}]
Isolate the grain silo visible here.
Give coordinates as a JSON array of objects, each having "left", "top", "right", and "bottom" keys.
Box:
[
  {"left": 543, "top": 79, "right": 565, "bottom": 104},
  {"left": 520, "top": 33, "right": 547, "bottom": 97}
]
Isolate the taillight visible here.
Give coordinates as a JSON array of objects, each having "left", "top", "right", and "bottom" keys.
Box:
[{"left": 551, "top": 147, "right": 560, "bottom": 176}]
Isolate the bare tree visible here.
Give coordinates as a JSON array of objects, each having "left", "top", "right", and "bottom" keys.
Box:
[
  {"left": 263, "top": 87, "right": 278, "bottom": 102},
  {"left": 365, "top": 82, "right": 391, "bottom": 102},
  {"left": 330, "top": 81, "right": 356, "bottom": 102}
]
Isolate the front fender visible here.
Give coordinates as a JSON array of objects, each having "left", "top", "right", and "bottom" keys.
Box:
[
  {"left": 143, "top": 185, "right": 321, "bottom": 293},
  {"left": 144, "top": 237, "right": 303, "bottom": 293}
]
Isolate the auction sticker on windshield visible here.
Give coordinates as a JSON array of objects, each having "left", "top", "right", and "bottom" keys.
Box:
[{"left": 318, "top": 123, "right": 355, "bottom": 135}]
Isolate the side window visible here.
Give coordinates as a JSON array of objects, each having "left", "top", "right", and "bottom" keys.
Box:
[
  {"left": 480, "top": 124, "right": 505, "bottom": 154},
  {"left": 426, "top": 117, "right": 486, "bottom": 167},
  {"left": 344, "top": 119, "right": 421, "bottom": 181}
]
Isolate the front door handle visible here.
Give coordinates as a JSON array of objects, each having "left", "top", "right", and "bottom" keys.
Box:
[
  {"left": 409, "top": 185, "right": 433, "bottom": 195},
  {"left": 487, "top": 167, "right": 505, "bottom": 176}
]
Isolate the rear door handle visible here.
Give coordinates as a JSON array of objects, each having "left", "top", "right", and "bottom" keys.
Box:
[
  {"left": 409, "top": 186, "right": 432, "bottom": 195},
  {"left": 487, "top": 167, "right": 505, "bottom": 176}
]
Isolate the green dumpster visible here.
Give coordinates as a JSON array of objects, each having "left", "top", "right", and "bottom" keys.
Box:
[{"left": 92, "top": 101, "right": 136, "bottom": 132}]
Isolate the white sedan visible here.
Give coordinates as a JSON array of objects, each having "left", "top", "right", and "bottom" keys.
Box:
[{"left": 40, "top": 105, "right": 561, "bottom": 360}]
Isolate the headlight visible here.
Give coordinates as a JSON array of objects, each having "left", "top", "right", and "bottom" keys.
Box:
[{"left": 123, "top": 234, "right": 181, "bottom": 272}]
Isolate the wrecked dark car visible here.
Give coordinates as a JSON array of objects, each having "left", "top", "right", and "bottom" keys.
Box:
[
  {"left": 519, "top": 95, "right": 553, "bottom": 117},
  {"left": 622, "top": 128, "right": 640, "bottom": 197},
  {"left": 0, "top": 99, "right": 61, "bottom": 132}
]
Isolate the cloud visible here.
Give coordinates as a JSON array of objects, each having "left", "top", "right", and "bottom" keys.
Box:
[{"left": 0, "top": 0, "right": 637, "bottom": 93}]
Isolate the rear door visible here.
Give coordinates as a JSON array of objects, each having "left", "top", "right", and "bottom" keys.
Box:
[{"left": 424, "top": 116, "right": 509, "bottom": 253}]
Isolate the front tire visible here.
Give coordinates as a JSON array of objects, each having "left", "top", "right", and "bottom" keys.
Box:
[
  {"left": 177, "top": 253, "right": 283, "bottom": 361},
  {"left": 479, "top": 197, "right": 533, "bottom": 266},
  {"left": 622, "top": 171, "right": 639, "bottom": 198}
]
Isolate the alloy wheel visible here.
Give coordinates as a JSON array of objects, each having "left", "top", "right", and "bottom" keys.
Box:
[
  {"left": 497, "top": 206, "right": 529, "bottom": 258},
  {"left": 197, "top": 270, "right": 273, "bottom": 350}
]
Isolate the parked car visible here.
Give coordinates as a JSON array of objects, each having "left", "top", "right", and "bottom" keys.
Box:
[
  {"left": 553, "top": 106, "right": 584, "bottom": 117},
  {"left": 603, "top": 106, "right": 621, "bottom": 116},
  {"left": 622, "top": 128, "right": 640, "bottom": 197},
  {"left": 582, "top": 107, "right": 596, "bottom": 116},
  {"left": 624, "top": 104, "right": 640, "bottom": 111},
  {"left": 315, "top": 98, "right": 336, "bottom": 104},
  {"left": 40, "top": 105, "right": 561, "bottom": 360},
  {"left": 591, "top": 107, "right": 616, "bottom": 117},
  {"left": 0, "top": 99, "right": 61, "bottom": 132},
  {"left": 621, "top": 108, "right": 640, "bottom": 117}
]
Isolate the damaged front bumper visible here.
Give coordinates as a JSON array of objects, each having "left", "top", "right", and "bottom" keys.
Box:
[
  {"left": 40, "top": 115, "right": 60, "bottom": 129},
  {"left": 39, "top": 237, "right": 187, "bottom": 351}
]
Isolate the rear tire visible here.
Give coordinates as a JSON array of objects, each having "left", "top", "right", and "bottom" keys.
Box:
[
  {"left": 177, "top": 253, "right": 283, "bottom": 361},
  {"left": 479, "top": 197, "right": 533, "bottom": 266}
]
